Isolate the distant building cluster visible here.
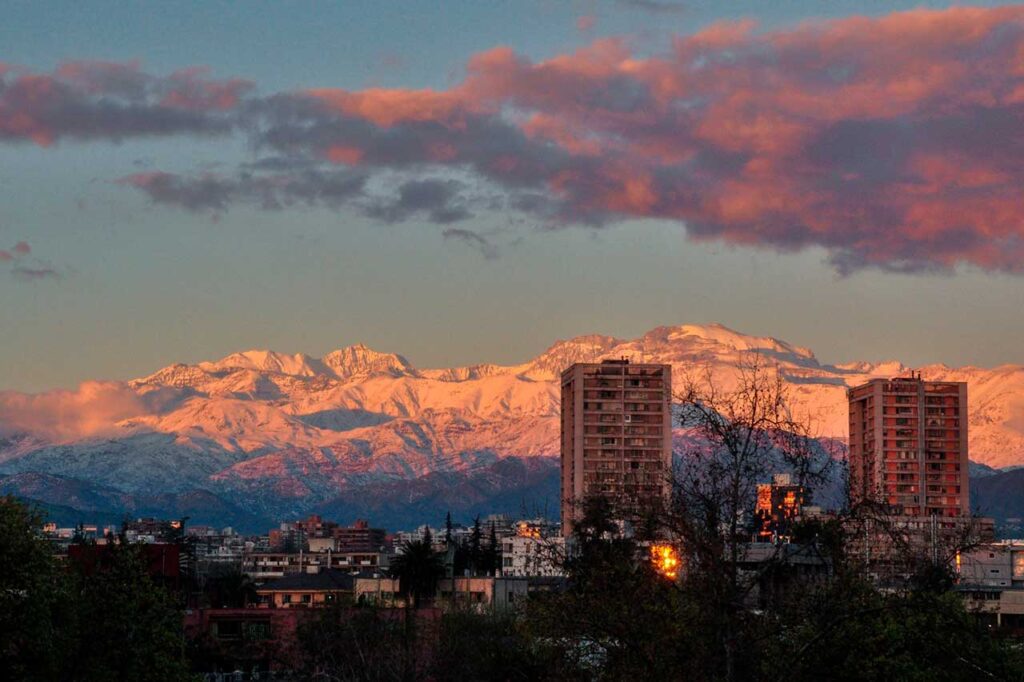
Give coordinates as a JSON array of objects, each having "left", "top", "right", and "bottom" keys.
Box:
[{"left": 30, "top": 363, "right": 1024, "bottom": 678}]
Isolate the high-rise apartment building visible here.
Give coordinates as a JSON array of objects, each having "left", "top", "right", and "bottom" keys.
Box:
[
  {"left": 848, "top": 376, "right": 968, "bottom": 517},
  {"left": 560, "top": 359, "right": 672, "bottom": 536}
]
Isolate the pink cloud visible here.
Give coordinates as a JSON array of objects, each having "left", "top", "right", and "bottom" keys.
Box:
[
  {"left": 576, "top": 15, "right": 597, "bottom": 33},
  {"left": 247, "top": 5, "right": 1024, "bottom": 273},
  {"left": 306, "top": 86, "right": 474, "bottom": 128},
  {"left": 12, "top": 241, "right": 30, "bottom": 255},
  {"left": 11, "top": 7, "right": 1024, "bottom": 274},
  {"left": 0, "top": 381, "right": 178, "bottom": 441},
  {"left": 160, "top": 67, "right": 254, "bottom": 111}
]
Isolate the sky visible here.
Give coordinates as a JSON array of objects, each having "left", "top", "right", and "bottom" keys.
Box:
[{"left": 2, "top": 0, "right": 1023, "bottom": 392}]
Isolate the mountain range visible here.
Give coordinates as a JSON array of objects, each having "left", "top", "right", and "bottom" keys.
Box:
[{"left": 1, "top": 323, "right": 1022, "bottom": 532}]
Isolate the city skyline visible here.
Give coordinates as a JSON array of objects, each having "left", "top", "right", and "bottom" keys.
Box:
[{"left": 5, "top": 4, "right": 1024, "bottom": 679}]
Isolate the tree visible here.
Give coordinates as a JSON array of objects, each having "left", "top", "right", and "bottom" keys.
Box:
[
  {"left": 295, "top": 603, "right": 419, "bottom": 681},
  {"left": 444, "top": 511, "right": 453, "bottom": 547},
  {"left": 667, "top": 357, "right": 834, "bottom": 680},
  {"left": 469, "top": 515, "right": 482, "bottom": 574},
  {"left": 203, "top": 567, "right": 257, "bottom": 608},
  {"left": 389, "top": 539, "right": 444, "bottom": 608},
  {"left": 0, "top": 497, "right": 192, "bottom": 681},
  {"left": 759, "top": 563, "right": 1024, "bottom": 681},
  {"left": 66, "top": 539, "right": 192, "bottom": 681},
  {"left": 526, "top": 497, "right": 695, "bottom": 679},
  {"left": 483, "top": 521, "right": 500, "bottom": 575},
  {"left": 430, "top": 609, "right": 565, "bottom": 682},
  {"left": 0, "top": 497, "right": 73, "bottom": 680}
]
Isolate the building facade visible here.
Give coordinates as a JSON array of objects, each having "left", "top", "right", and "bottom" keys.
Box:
[
  {"left": 754, "top": 473, "right": 807, "bottom": 543},
  {"left": 956, "top": 542, "right": 1024, "bottom": 631},
  {"left": 560, "top": 359, "right": 672, "bottom": 536},
  {"left": 242, "top": 550, "right": 386, "bottom": 580},
  {"left": 500, "top": 535, "right": 566, "bottom": 577},
  {"left": 848, "top": 376, "right": 968, "bottom": 517},
  {"left": 255, "top": 569, "right": 355, "bottom": 608}
]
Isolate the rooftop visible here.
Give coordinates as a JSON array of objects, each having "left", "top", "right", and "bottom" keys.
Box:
[{"left": 256, "top": 569, "right": 355, "bottom": 592}]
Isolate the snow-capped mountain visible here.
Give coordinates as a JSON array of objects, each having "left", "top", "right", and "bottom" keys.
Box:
[{"left": 1, "top": 323, "right": 1022, "bottom": 529}]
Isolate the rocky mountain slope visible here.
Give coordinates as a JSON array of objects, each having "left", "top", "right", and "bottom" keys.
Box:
[{"left": 1, "top": 323, "right": 1022, "bottom": 530}]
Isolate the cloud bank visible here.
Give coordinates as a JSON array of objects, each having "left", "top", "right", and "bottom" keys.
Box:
[
  {"left": 7, "top": 6, "right": 1024, "bottom": 273},
  {"left": 0, "top": 381, "right": 179, "bottom": 441}
]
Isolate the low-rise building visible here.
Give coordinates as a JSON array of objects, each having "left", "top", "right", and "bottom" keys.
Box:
[
  {"left": 242, "top": 550, "right": 387, "bottom": 580},
  {"left": 956, "top": 541, "right": 1024, "bottom": 630},
  {"left": 355, "top": 575, "right": 404, "bottom": 607},
  {"left": 437, "top": 576, "right": 528, "bottom": 611},
  {"left": 255, "top": 569, "right": 355, "bottom": 608},
  {"left": 123, "top": 517, "right": 183, "bottom": 543},
  {"left": 500, "top": 535, "right": 566, "bottom": 577},
  {"left": 335, "top": 519, "right": 387, "bottom": 553},
  {"left": 307, "top": 537, "right": 336, "bottom": 553}
]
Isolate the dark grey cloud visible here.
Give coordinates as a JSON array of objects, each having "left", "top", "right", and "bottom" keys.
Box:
[
  {"left": 12, "top": 266, "right": 61, "bottom": 281},
  {"left": 0, "top": 61, "right": 250, "bottom": 145},
  {"left": 616, "top": 0, "right": 686, "bottom": 15},
  {"left": 365, "top": 178, "right": 472, "bottom": 224},
  {"left": 119, "top": 168, "right": 367, "bottom": 213},
  {"left": 442, "top": 228, "right": 498, "bottom": 259}
]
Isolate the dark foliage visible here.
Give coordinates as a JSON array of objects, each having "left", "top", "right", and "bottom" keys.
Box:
[
  {"left": 389, "top": 538, "right": 445, "bottom": 607},
  {"left": 0, "top": 496, "right": 192, "bottom": 681}
]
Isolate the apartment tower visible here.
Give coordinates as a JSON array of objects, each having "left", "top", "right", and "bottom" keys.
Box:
[
  {"left": 848, "top": 376, "right": 968, "bottom": 517},
  {"left": 560, "top": 359, "right": 672, "bottom": 537}
]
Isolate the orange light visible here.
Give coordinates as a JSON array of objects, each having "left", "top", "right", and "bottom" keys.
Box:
[
  {"left": 650, "top": 544, "right": 679, "bottom": 580},
  {"left": 516, "top": 522, "right": 541, "bottom": 538}
]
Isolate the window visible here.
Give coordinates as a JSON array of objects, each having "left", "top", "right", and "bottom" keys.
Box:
[
  {"left": 213, "top": 620, "right": 242, "bottom": 640},
  {"left": 243, "top": 622, "right": 270, "bottom": 641}
]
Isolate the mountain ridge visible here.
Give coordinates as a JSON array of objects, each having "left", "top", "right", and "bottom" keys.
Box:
[{"left": 2, "top": 322, "right": 1023, "bottom": 528}]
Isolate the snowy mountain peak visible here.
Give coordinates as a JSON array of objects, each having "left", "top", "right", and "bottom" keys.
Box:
[
  {"left": 322, "top": 344, "right": 414, "bottom": 380},
  {"left": 834, "top": 360, "right": 907, "bottom": 375},
  {"left": 660, "top": 323, "right": 816, "bottom": 360},
  {"left": 199, "top": 350, "right": 328, "bottom": 377},
  {"left": 521, "top": 334, "right": 624, "bottom": 378},
  {"left": 133, "top": 362, "right": 216, "bottom": 389}
]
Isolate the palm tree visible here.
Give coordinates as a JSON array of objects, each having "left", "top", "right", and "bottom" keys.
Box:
[{"left": 389, "top": 539, "right": 444, "bottom": 608}]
